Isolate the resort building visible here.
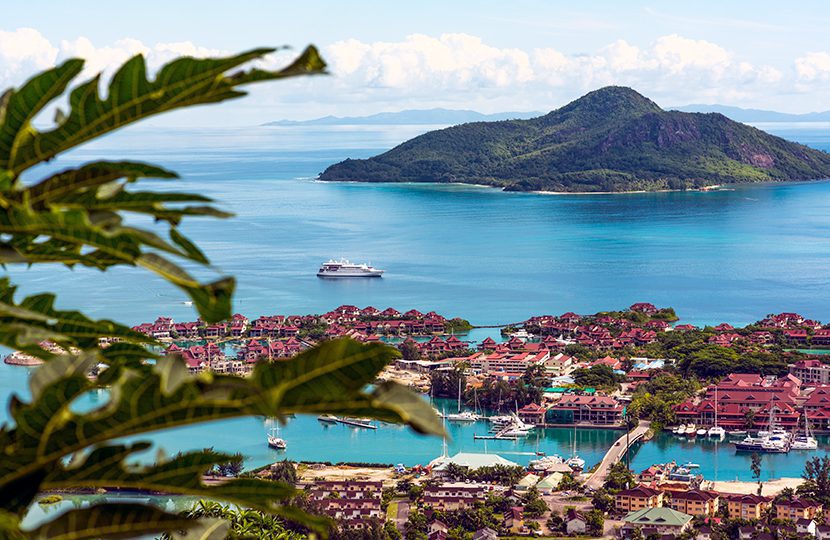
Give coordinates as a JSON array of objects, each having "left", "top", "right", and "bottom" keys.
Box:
[
  {"left": 307, "top": 480, "right": 383, "bottom": 530},
  {"left": 620, "top": 507, "right": 693, "bottom": 538},
  {"left": 548, "top": 394, "right": 624, "bottom": 425},
  {"left": 665, "top": 489, "right": 720, "bottom": 517},
  {"left": 790, "top": 359, "right": 830, "bottom": 386},
  {"left": 615, "top": 485, "right": 665, "bottom": 513},
  {"left": 423, "top": 483, "right": 495, "bottom": 511},
  {"left": 722, "top": 493, "right": 772, "bottom": 520},
  {"left": 430, "top": 452, "right": 519, "bottom": 478},
  {"left": 517, "top": 403, "right": 547, "bottom": 425},
  {"left": 775, "top": 498, "right": 822, "bottom": 521},
  {"left": 565, "top": 509, "right": 587, "bottom": 534},
  {"left": 675, "top": 373, "right": 802, "bottom": 429}
]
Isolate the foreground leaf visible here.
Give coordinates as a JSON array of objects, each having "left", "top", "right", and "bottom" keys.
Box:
[
  {"left": 27, "top": 503, "right": 207, "bottom": 540},
  {"left": 0, "top": 339, "right": 442, "bottom": 514},
  {"left": 1, "top": 47, "right": 326, "bottom": 175}
]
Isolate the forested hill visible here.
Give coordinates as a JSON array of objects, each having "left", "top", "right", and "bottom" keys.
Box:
[{"left": 318, "top": 86, "right": 830, "bottom": 193}]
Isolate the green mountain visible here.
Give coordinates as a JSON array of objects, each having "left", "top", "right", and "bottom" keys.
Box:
[{"left": 319, "top": 87, "right": 830, "bottom": 192}]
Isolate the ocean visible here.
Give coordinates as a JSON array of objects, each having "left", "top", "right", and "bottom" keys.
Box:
[{"left": 5, "top": 120, "right": 830, "bottom": 480}]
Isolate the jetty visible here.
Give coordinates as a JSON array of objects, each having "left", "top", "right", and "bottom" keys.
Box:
[{"left": 585, "top": 420, "right": 650, "bottom": 490}]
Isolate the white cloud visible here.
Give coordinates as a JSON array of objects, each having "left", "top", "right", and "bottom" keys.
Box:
[
  {"left": 1, "top": 27, "right": 830, "bottom": 122},
  {"left": 327, "top": 33, "right": 533, "bottom": 90},
  {"left": 795, "top": 51, "right": 830, "bottom": 81},
  {"left": 322, "top": 32, "right": 789, "bottom": 109},
  {"left": 0, "top": 28, "right": 57, "bottom": 83}
]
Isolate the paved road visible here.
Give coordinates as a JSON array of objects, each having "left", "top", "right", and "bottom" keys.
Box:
[
  {"left": 585, "top": 421, "right": 651, "bottom": 490},
  {"left": 394, "top": 499, "right": 410, "bottom": 533}
]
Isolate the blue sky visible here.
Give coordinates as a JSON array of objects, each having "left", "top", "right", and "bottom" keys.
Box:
[{"left": 4, "top": 1, "right": 830, "bottom": 125}]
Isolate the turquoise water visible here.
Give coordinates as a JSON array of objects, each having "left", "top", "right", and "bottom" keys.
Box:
[
  {"left": 628, "top": 432, "right": 830, "bottom": 482},
  {"left": 10, "top": 123, "right": 830, "bottom": 328},
  {"left": 0, "top": 361, "right": 616, "bottom": 470},
  {"left": 6, "top": 122, "right": 830, "bottom": 480}
]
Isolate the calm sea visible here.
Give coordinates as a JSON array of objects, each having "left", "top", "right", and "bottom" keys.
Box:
[{"left": 5, "top": 121, "right": 830, "bottom": 480}]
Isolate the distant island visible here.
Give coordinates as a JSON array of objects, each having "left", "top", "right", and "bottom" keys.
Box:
[
  {"left": 672, "top": 104, "right": 830, "bottom": 123},
  {"left": 264, "top": 108, "right": 540, "bottom": 126},
  {"left": 318, "top": 86, "right": 830, "bottom": 193}
]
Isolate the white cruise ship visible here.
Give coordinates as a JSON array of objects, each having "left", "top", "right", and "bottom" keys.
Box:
[{"left": 317, "top": 259, "right": 384, "bottom": 278}]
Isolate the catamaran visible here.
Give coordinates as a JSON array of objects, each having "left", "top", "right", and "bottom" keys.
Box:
[
  {"left": 446, "top": 378, "right": 479, "bottom": 422},
  {"left": 707, "top": 387, "right": 726, "bottom": 439},
  {"left": 565, "top": 424, "right": 585, "bottom": 471},
  {"left": 792, "top": 415, "right": 818, "bottom": 450}
]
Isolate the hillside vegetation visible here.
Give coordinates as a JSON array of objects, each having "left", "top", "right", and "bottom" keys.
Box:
[{"left": 319, "top": 86, "right": 830, "bottom": 192}]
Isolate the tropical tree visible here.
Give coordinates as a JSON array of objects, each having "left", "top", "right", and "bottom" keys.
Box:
[
  {"left": 751, "top": 453, "right": 764, "bottom": 496},
  {"left": 799, "top": 456, "right": 830, "bottom": 505},
  {"left": 604, "top": 462, "right": 635, "bottom": 493},
  {"left": 0, "top": 48, "right": 442, "bottom": 538}
]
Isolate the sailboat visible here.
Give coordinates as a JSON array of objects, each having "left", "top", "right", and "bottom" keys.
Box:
[
  {"left": 267, "top": 426, "right": 287, "bottom": 450},
  {"left": 446, "top": 377, "right": 478, "bottom": 422},
  {"left": 708, "top": 386, "right": 726, "bottom": 439},
  {"left": 565, "top": 424, "right": 585, "bottom": 471},
  {"left": 792, "top": 414, "right": 818, "bottom": 450}
]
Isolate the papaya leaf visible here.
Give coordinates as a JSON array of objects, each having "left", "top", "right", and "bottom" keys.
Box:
[
  {"left": 43, "top": 444, "right": 295, "bottom": 512},
  {"left": 2, "top": 47, "right": 326, "bottom": 175},
  {"left": 0, "top": 278, "right": 153, "bottom": 359},
  {"left": 26, "top": 503, "right": 207, "bottom": 540},
  {"left": 0, "top": 340, "right": 441, "bottom": 513},
  {"left": 22, "top": 161, "right": 178, "bottom": 208},
  {"left": 0, "top": 60, "right": 84, "bottom": 175}
]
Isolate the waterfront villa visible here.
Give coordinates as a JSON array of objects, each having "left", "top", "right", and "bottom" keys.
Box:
[
  {"left": 615, "top": 485, "right": 665, "bottom": 513},
  {"left": 517, "top": 403, "right": 547, "bottom": 425},
  {"left": 722, "top": 493, "right": 772, "bottom": 520},
  {"left": 548, "top": 394, "right": 624, "bottom": 425},
  {"left": 620, "top": 507, "right": 693, "bottom": 538},
  {"left": 675, "top": 373, "right": 802, "bottom": 429}
]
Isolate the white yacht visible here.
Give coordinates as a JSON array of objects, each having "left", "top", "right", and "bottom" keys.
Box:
[
  {"left": 317, "top": 259, "right": 384, "bottom": 278},
  {"left": 267, "top": 427, "right": 287, "bottom": 450},
  {"left": 446, "top": 411, "right": 478, "bottom": 422}
]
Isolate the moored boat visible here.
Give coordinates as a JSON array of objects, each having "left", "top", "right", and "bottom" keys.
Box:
[
  {"left": 317, "top": 414, "right": 339, "bottom": 424},
  {"left": 338, "top": 417, "right": 378, "bottom": 429},
  {"left": 267, "top": 427, "right": 287, "bottom": 450}
]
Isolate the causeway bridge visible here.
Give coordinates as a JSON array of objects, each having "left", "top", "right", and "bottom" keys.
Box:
[{"left": 584, "top": 420, "right": 651, "bottom": 490}]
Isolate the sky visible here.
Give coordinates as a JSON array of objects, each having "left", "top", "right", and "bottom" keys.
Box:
[{"left": 4, "top": 0, "right": 830, "bottom": 126}]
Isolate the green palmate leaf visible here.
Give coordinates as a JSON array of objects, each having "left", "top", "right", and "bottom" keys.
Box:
[
  {"left": 27, "top": 503, "right": 207, "bottom": 540},
  {"left": 0, "top": 60, "right": 84, "bottom": 172},
  {"left": 0, "top": 203, "right": 233, "bottom": 322},
  {"left": 22, "top": 161, "right": 178, "bottom": 208},
  {"left": 0, "top": 278, "right": 152, "bottom": 359},
  {"left": 1, "top": 47, "right": 326, "bottom": 176},
  {"left": 0, "top": 339, "right": 441, "bottom": 514},
  {"left": 45, "top": 444, "right": 295, "bottom": 512}
]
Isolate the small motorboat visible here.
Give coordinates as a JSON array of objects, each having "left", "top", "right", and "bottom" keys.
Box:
[
  {"left": 696, "top": 428, "right": 708, "bottom": 436},
  {"left": 682, "top": 461, "right": 700, "bottom": 469},
  {"left": 317, "top": 414, "right": 339, "bottom": 424}
]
